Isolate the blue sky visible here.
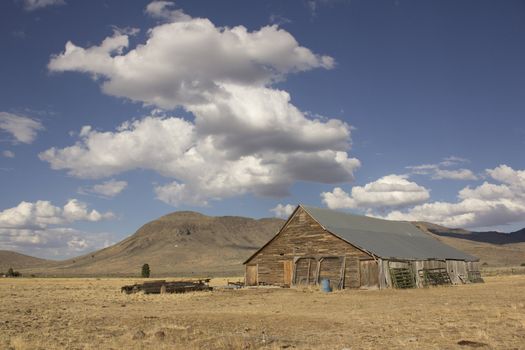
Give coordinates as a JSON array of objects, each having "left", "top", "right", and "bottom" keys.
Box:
[{"left": 1, "top": 0, "right": 524, "bottom": 259}]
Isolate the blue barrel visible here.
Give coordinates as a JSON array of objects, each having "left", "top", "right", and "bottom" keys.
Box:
[{"left": 320, "top": 278, "right": 332, "bottom": 292}]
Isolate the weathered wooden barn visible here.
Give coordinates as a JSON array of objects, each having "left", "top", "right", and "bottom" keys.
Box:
[{"left": 244, "top": 205, "right": 481, "bottom": 289}]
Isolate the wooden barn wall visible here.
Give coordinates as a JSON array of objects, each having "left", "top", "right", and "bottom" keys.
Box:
[
  {"left": 379, "top": 260, "right": 392, "bottom": 288},
  {"left": 384, "top": 259, "right": 476, "bottom": 287},
  {"left": 467, "top": 261, "right": 480, "bottom": 272},
  {"left": 446, "top": 260, "right": 468, "bottom": 284},
  {"left": 248, "top": 207, "right": 370, "bottom": 287},
  {"left": 386, "top": 259, "right": 454, "bottom": 287}
]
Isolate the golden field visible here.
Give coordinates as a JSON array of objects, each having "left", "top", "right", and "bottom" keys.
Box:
[{"left": 1, "top": 275, "right": 525, "bottom": 349}]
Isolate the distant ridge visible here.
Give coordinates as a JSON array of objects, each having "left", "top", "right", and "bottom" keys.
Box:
[
  {"left": 414, "top": 222, "right": 525, "bottom": 266},
  {"left": 0, "top": 250, "right": 51, "bottom": 272}
]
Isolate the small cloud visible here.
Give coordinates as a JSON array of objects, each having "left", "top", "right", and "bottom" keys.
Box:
[
  {"left": 0, "top": 112, "right": 44, "bottom": 144},
  {"left": 23, "top": 0, "right": 66, "bottom": 11},
  {"left": 439, "top": 156, "right": 469, "bottom": 167},
  {"left": 270, "top": 204, "right": 295, "bottom": 218},
  {"left": 145, "top": 1, "right": 190, "bottom": 22},
  {"left": 432, "top": 169, "right": 478, "bottom": 181},
  {"left": 269, "top": 14, "right": 292, "bottom": 26},
  {"left": 306, "top": 0, "right": 317, "bottom": 16},
  {"left": 407, "top": 156, "right": 477, "bottom": 181},
  {"left": 78, "top": 179, "right": 128, "bottom": 198},
  {"left": 110, "top": 25, "right": 140, "bottom": 36},
  {"left": 2, "top": 150, "right": 15, "bottom": 158}
]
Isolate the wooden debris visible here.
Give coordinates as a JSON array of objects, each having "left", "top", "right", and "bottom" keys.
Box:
[
  {"left": 418, "top": 268, "right": 452, "bottom": 286},
  {"left": 389, "top": 267, "right": 416, "bottom": 288},
  {"left": 121, "top": 279, "right": 212, "bottom": 294},
  {"left": 457, "top": 340, "right": 489, "bottom": 348}
]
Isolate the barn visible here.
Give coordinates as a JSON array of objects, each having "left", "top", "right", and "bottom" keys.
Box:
[{"left": 244, "top": 205, "right": 482, "bottom": 289}]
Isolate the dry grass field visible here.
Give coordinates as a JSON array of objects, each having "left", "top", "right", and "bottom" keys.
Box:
[{"left": 1, "top": 276, "right": 525, "bottom": 350}]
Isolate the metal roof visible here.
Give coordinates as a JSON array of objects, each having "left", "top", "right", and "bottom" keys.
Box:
[{"left": 302, "top": 205, "right": 478, "bottom": 261}]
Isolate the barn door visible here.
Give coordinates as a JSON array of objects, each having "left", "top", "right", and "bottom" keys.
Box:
[
  {"left": 318, "top": 257, "right": 344, "bottom": 290},
  {"left": 294, "top": 258, "right": 316, "bottom": 286},
  {"left": 360, "top": 260, "right": 379, "bottom": 288},
  {"left": 246, "top": 265, "right": 258, "bottom": 286},
  {"left": 283, "top": 260, "right": 293, "bottom": 286}
]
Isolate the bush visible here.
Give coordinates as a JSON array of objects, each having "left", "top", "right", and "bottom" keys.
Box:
[
  {"left": 141, "top": 263, "right": 150, "bottom": 278},
  {"left": 6, "top": 267, "right": 21, "bottom": 277},
  {"left": 520, "top": 263, "right": 525, "bottom": 267}
]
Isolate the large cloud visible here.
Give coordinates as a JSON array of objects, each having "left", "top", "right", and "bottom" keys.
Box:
[
  {"left": 42, "top": 3, "right": 359, "bottom": 206},
  {"left": 322, "top": 174, "right": 430, "bottom": 210},
  {"left": 0, "top": 112, "right": 43, "bottom": 144},
  {"left": 40, "top": 115, "right": 358, "bottom": 206},
  {"left": 384, "top": 165, "right": 525, "bottom": 228},
  {"left": 48, "top": 7, "right": 334, "bottom": 109}
]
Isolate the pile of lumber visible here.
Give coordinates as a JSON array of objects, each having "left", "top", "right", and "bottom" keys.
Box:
[{"left": 121, "top": 279, "right": 212, "bottom": 294}]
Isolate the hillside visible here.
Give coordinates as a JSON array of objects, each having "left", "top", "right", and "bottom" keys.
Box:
[
  {"left": 20, "top": 211, "right": 284, "bottom": 277},
  {"left": 414, "top": 222, "right": 525, "bottom": 266},
  {"left": 0, "top": 250, "right": 52, "bottom": 272}
]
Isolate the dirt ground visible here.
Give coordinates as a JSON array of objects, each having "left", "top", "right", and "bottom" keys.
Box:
[{"left": 1, "top": 276, "right": 525, "bottom": 350}]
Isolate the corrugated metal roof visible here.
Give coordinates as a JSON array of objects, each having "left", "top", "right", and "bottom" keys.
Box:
[{"left": 302, "top": 205, "right": 478, "bottom": 261}]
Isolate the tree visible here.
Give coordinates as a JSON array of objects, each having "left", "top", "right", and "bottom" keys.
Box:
[
  {"left": 6, "top": 268, "right": 20, "bottom": 277},
  {"left": 141, "top": 263, "right": 150, "bottom": 278}
]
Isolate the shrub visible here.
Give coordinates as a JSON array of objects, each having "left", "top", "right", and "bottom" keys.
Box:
[
  {"left": 520, "top": 263, "right": 525, "bottom": 267},
  {"left": 141, "top": 263, "right": 150, "bottom": 278},
  {"left": 6, "top": 267, "right": 21, "bottom": 277}
]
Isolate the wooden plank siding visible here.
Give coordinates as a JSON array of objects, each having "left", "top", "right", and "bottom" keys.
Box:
[
  {"left": 245, "top": 265, "right": 258, "bottom": 286},
  {"left": 247, "top": 207, "right": 370, "bottom": 288},
  {"left": 295, "top": 257, "right": 316, "bottom": 286},
  {"left": 359, "top": 260, "right": 379, "bottom": 288}
]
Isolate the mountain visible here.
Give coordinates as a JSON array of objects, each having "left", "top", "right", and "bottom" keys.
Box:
[
  {"left": 0, "top": 250, "right": 52, "bottom": 273},
  {"left": 18, "top": 211, "right": 284, "bottom": 277},
  {"left": 414, "top": 222, "right": 525, "bottom": 266}
]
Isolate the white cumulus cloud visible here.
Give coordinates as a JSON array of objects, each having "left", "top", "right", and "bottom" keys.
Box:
[
  {"left": 40, "top": 115, "right": 358, "bottom": 206},
  {"left": 0, "top": 112, "right": 43, "bottom": 144},
  {"left": 0, "top": 227, "right": 115, "bottom": 259},
  {"left": 0, "top": 199, "right": 114, "bottom": 230},
  {"left": 0, "top": 200, "right": 116, "bottom": 258},
  {"left": 270, "top": 204, "right": 295, "bottom": 218},
  {"left": 42, "top": 4, "right": 359, "bottom": 206},
  {"left": 322, "top": 174, "right": 430, "bottom": 210},
  {"left": 48, "top": 5, "right": 334, "bottom": 109},
  {"left": 383, "top": 165, "right": 525, "bottom": 228}
]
